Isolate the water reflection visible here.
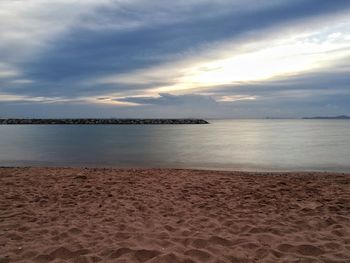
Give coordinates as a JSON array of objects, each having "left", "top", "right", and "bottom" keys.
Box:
[{"left": 0, "top": 120, "right": 349, "bottom": 172}]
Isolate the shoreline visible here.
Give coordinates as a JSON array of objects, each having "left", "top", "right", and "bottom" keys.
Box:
[
  {"left": 1, "top": 164, "right": 350, "bottom": 174},
  {"left": 1, "top": 167, "right": 349, "bottom": 262}
]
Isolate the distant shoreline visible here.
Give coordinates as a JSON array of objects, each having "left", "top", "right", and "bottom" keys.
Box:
[
  {"left": 0, "top": 118, "right": 209, "bottom": 125},
  {"left": 302, "top": 115, "right": 350, "bottom": 120}
]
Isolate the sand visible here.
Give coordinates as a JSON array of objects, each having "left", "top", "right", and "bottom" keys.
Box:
[{"left": 0, "top": 168, "right": 349, "bottom": 263}]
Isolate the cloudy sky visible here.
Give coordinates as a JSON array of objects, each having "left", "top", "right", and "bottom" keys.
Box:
[{"left": 1, "top": 0, "right": 350, "bottom": 118}]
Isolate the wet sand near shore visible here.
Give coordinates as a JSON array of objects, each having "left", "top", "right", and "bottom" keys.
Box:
[{"left": 0, "top": 167, "right": 349, "bottom": 262}]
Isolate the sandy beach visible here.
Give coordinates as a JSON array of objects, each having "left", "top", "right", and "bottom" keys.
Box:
[{"left": 0, "top": 167, "right": 349, "bottom": 262}]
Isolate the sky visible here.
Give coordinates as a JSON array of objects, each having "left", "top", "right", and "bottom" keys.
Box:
[{"left": 1, "top": 0, "right": 350, "bottom": 118}]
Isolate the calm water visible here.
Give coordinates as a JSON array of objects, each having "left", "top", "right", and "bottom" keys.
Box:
[{"left": 0, "top": 120, "right": 349, "bottom": 172}]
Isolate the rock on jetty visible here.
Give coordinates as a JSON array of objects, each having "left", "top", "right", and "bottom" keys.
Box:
[{"left": 0, "top": 119, "right": 209, "bottom": 125}]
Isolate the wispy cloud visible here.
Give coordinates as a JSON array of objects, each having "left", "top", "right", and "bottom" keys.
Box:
[
  {"left": 115, "top": 93, "right": 217, "bottom": 106},
  {"left": 98, "top": 16, "right": 350, "bottom": 95},
  {"left": 1, "top": 0, "right": 350, "bottom": 117}
]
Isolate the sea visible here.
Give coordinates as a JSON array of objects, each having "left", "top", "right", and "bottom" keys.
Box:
[{"left": 0, "top": 119, "right": 349, "bottom": 172}]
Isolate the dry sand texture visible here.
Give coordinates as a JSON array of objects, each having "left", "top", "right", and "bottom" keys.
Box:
[{"left": 0, "top": 168, "right": 349, "bottom": 262}]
